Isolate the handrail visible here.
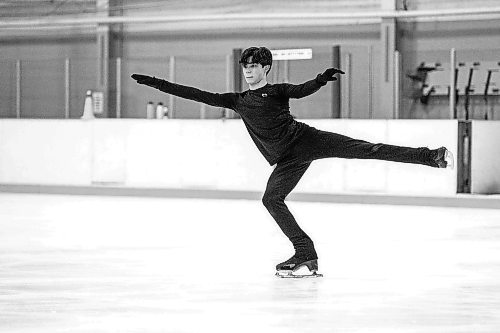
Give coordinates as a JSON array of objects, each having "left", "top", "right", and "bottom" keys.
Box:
[{"left": 1, "top": 7, "right": 500, "bottom": 28}]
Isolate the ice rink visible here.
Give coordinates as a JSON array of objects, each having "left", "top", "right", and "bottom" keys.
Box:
[{"left": 1, "top": 192, "right": 500, "bottom": 332}]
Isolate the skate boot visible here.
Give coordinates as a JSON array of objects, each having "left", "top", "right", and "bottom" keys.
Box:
[
  {"left": 275, "top": 255, "right": 323, "bottom": 278},
  {"left": 431, "top": 146, "right": 454, "bottom": 169}
]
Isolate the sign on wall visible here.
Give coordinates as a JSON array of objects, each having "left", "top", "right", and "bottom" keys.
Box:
[
  {"left": 270, "top": 48, "right": 313, "bottom": 60},
  {"left": 92, "top": 91, "right": 104, "bottom": 114}
]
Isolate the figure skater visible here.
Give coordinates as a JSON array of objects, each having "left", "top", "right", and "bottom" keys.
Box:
[{"left": 132, "top": 46, "right": 453, "bottom": 278}]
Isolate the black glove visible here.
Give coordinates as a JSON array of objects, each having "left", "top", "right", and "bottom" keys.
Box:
[
  {"left": 131, "top": 74, "right": 162, "bottom": 88},
  {"left": 316, "top": 68, "right": 345, "bottom": 85}
]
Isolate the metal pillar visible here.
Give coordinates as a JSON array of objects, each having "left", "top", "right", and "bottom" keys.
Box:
[
  {"left": 224, "top": 53, "right": 235, "bottom": 119},
  {"left": 116, "top": 57, "right": 121, "bottom": 118},
  {"left": 332, "top": 45, "right": 341, "bottom": 118},
  {"left": 368, "top": 45, "right": 374, "bottom": 119},
  {"left": 233, "top": 49, "right": 243, "bottom": 93},
  {"left": 168, "top": 56, "right": 175, "bottom": 118},
  {"left": 232, "top": 48, "right": 243, "bottom": 119},
  {"left": 394, "top": 50, "right": 401, "bottom": 119},
  {"left": 450, "top": 48, "right": 457, "bottom": 119},
  {"left": 65, "top": 58, "right": 70, "bottom": 119},
  {"left": 16, "top": 60, "right": 21, "bottom": 118},
  {"left": 341, "top": 53, "right": 352, "bottom": 118},
  {"left": 96, "top": 0, "right": 110, "bottom": 118},
  {"left": 378, "top": 0, "right": 398, "bottom": 119},
  {"left": 379, "top": 18, "right": 397, "bottom": 119}
]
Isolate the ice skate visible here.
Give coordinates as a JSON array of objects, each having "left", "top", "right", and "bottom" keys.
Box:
[
  {"left": 432, "top": 146, "right": 454, "bottom": 170},
  {"left": 275, "top": 255, "right": 323, "bottom": 278}
]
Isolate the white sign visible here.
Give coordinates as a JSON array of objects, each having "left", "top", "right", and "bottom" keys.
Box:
[
  {"left": 92, "top": 91, "right": 104, "bottom": 114},
  {"left": 271, "top": 48, "right": 313, "bottom": 60}
]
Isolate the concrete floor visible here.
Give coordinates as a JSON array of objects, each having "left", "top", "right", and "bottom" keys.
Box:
[{"left": 1, "top": 193, "right": 500, "bottom": 332}]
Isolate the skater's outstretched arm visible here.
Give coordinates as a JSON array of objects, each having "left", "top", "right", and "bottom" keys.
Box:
[
  {"left": 132, "top": 74, "right": 237, "bottom": 109},
  {"left": 280, "top": 68, "right": 345, "bottom": 99}
]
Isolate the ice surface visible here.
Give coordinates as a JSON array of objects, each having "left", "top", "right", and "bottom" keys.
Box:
[{"left": 1, "top": 193, "right": 500, "bottom": 332}]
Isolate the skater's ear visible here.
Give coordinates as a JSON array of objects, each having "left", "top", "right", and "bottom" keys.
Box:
[{"left": 264, "top": 64, "right": 271, "bottom": 75}]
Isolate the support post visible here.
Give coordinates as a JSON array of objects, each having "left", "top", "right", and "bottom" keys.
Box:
[
  {"left": 379, "top": 18, "right": 397, "bottom": 118},
  {"left": 450, "top": 48, "right": 457, "bottom": 119},
  {"left": 233, "top": 48, "right": 243, "bottom": 93},
  {"left": 368, "top": 45, "right": 374, "bottom": 119},
  {"left": 394, "top": 50, "right": 401, "bottom": 119},
  {"left": 341, "top": 53, "right": 352, "bottom": 118},
  {"left": 232, "top": 48, "right": 243, "bottom": 119},
  {"left": 331, "top": 46, "right": 341, "bottom": 118},
  {"left": 65, "top": 58, "right": 70, "bottom": 119},
  {"left": 379, "top": 0, "right": 398, "bottom": 118},
  {"left": 116, "top": 57, "right": 121, "bottom": 118},
  {"left": 169, "top": 56, "right": 175, "bottom": 118},
  {"left": 16, "top": 60, "right": 21, "bottom": 119},
  {"left": 96, "top": 0, "right": 110, "bottom": 118},
  {"left": 224, "top": 53, "right": 234, "bottom": 119}
]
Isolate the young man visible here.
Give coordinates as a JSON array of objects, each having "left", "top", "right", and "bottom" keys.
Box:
[{"left": 132, "top": 46, "right": 453, "bottom": 278}]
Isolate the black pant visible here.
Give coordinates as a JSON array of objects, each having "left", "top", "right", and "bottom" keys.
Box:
[{"left": 262, "top": 126, "right": 435, "bottom": 260}]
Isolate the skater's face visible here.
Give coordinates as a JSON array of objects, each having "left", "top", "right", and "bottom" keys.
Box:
[{"left": 242, "top": 57, "right": 269, "bottom": 86}]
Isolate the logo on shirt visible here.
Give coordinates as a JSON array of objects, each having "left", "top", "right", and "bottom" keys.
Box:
[{"left": 262, "top": 93, "right": 268, "bottom": 97}]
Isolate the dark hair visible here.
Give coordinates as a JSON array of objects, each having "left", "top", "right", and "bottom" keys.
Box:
[{"left": 239, "top": 47, "right": 273, "bottom": 75}]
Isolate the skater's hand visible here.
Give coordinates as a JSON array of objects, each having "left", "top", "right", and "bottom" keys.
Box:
[
  {"left": 316, "top": 68, "right": 345, "bottom": 84},
  {"left": 131, "top": 74, "right": 161, "bottom": 88}
]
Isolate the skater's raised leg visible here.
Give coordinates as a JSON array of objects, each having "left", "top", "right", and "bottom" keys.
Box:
[{"left": 294, "top": 127, "right": 454, "bottom": 168}]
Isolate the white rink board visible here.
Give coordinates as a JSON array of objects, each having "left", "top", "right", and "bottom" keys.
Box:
[
  {"left": 0, "top": 119, "right": 458, "bottom": 196},
  {"left": 471, "top": 120, "right": 500, "bottom": 194}
]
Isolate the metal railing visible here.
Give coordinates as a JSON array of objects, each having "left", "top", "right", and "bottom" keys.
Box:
[{"left": 2, "top": 7, "right": 500, "bottom": 30}]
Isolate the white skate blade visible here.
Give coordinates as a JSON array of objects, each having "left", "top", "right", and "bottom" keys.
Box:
[
  {"left": 275, "top": 271, "right": 323, "bottom": 278},
  {"left": 275, "top": 266, "right": 323, "bottom": 278},
  {"left": 445, "top": 150, "right": 455, "bottom": 170}
]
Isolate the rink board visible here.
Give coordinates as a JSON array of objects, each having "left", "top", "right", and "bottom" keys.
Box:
[{"left": 0, "top": 119, "right": 460, "bottom": 196}]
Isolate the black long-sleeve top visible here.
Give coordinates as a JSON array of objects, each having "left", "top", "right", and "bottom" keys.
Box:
[{"left": 153, "top": 76, "right": 327, "bottom": 165}]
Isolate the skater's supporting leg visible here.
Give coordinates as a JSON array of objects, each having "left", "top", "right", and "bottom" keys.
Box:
[
  {"left": 262, "top": 158, "right": 317, "bottom": 260},
  {"left": 296, "top": 127, "right": 440, "bottom": 167}
]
